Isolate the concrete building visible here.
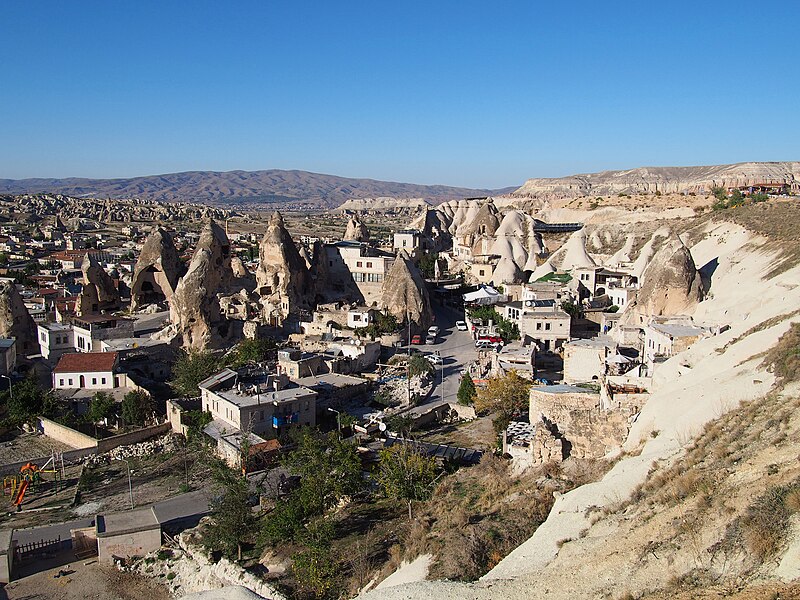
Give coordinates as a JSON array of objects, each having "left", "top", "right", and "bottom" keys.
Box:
[
  {"left": 563, "top": 337, "right": 616, "bottom": 384},
  {"left": 199, "top": 367, "right": 317, "bottom": 440},
  {"left": 347, "top": 306, "right": 379, "bottom": 329},
  {"left": 73, "top": 315, "right": 135, "bottom": 353},
  {"left": 519, "top": 307, "right": 571, "bottom": 352},
  {"left": 37, "top": 322, "right": 74, "bottom": 361},
  {"left": 644, "top": 321, "right": 707, "bottom": 360},
  {"left": 323, "top": 241, "right": 395, "bottom": 305},
  {"left": 393, "top": 230, "right": 423, "bottom": 259},
  {"left": 52, "top": 351, "right": 121, "bottom": 390},
  {"left": 96, "top": 507, "right": 161, "bottom": 564}
]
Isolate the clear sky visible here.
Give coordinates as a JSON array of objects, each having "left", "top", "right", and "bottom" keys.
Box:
[{"left": 2, "top": 1, "right": 798, "bottom": 188}]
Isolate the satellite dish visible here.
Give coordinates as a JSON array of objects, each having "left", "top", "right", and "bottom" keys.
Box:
[
  {"left": 378, "top": 422, "right": 387, "bottom": 432},
  {"left": 525, "top": 300, "right": 533, "bottom": 307}
]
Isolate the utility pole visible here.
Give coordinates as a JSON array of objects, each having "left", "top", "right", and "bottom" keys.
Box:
[
  {"left": 327, "top": 407, "right": 342, "bottom": 440},
  {"left": 125, "top": 460, "right": 134, "bottom": 510}
]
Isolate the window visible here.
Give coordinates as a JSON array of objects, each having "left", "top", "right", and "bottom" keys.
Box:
[
  {"left": 402, "top": 240, "right": 407, "bottom": 247},
  {"left": 536, "top": 322, "right": 542, "bottom": 331},
  {"left": 356, "top": 261, "right": 362, "bottom": 267},
  {"left": 68, "top": 378, "right": 73, "bottom": 386},
  {"left": 92, "top": 378, "right": 97, "bottom": 385},
  {"left": 101, "top": 377, "right": 106, "bottom": 385},
  {"left": 479, "top": 269, "right": 485, "bottom": 276},
  {"left": 59, "top": 379, "right": 64, "bottom": 386},
  {"left": 41, "top": 332, "right": 46, "bottom": 341},
  {"left": 366, "top": 262, "right": 372, "bottom": 268},
  {"left": 545, "top": 323, "right": 551, "bottom": 331}
]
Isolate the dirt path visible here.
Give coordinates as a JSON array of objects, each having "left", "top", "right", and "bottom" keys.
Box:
[{"left": 3, "top": 559, "right": 171, "bottom": 600}]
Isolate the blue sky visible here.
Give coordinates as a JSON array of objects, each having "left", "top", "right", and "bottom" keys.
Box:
[{"left": 2, "top": 1, "right": 798, "bottom": 188}]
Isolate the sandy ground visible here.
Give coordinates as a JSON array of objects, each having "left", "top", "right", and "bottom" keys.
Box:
[
  {"left": 374, "top": 554, "right": 432, "bottom": 591},
  {"left": 3, "top": 560, "right": 171, "bottom": 600},
  {"left": 0, "top": 432, "right": 76, "bottom": 465}
]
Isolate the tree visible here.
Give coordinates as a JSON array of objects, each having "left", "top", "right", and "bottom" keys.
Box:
[
  {"left": 170, "top": 349, "right": 219, "bottom": 396},
  {"left": 291, "top": 519, "right": 339, "bottom": 599},
  {"left": 457, "top": 373, "right": 477, "bottom": 406},
  {"left": 120, "top": 389, "right": 154, "bottom": 427},
  {"left": 261, "top": 430, "right": 363, "bottom": 544},
  {"left": 560, "top": 299, "right": 582, "bottom": 320},
  {"left": 474, "top": 370, "right": 531, "bottom": 434},
  {"left": 386, "top": 414, "right": 416, "bottom": 438},
  {"left": 418, "top": 253, "right": 440, "bottom": 279},
  {"left": 377, "top": 442, "right": 438, "bottom": 519},
  {"left": 229, "top": 337, "right": 277, "bottom": 367},
  {"left": 1, "top": 376, "right": 55, "bottom": 426},
  {"left": 203, "top": 459, "right": 256, "bottom": 561},
  {"left": 407, "top": 355, "right": 434, "bottom": 378},
  {"left": 86, "top": 391, "right": 117, "bottom": 426}
]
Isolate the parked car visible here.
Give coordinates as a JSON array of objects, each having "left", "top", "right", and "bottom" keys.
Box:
[
  {"left": 455, "top": 321, "right": 468, "bottom": 331},
  {"left": 478, "top": 335, "right": 502, "bottom": 344},
  {"left": 427, "top": 325, "right": 440, "bottom": 337},
  {"left": 425, "top": 334, "right": 437, "bottom": 345},
  {"left": 475, "top": 339, "right": 493, "bottom": 349},
  {"left": 411, "top": 334, "right": 423, "bottom": 345},
  {"left": 425, "top": 353, "right": 443, "bottom": 365}
]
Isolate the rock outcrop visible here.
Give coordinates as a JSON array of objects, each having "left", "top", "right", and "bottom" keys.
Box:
[
  {"left": 343, "top": 215, "right": 370, "bottom": 242},
  {"left": 254, "top": 212, "right": 313, "bottom": 323},
  {"left": 168, "top": 220, "right": 236, "bottom": 349},
  {"left": 76, "top": 254, "right": 121, "bottom": 316},
  {"left": 130, "top": 228, "right": 184, "bottom": 311},
  {"left": 622, "top": 233, "right": 705, "bottom": 326},
  {"left": 381, "top": 251, "right": 433, "bottom": 330},
  {"left": 0, "top": 280, "right": 36, "bottom": 355},
  {"left": 514, "top": 161, "right": 800, "bottom": 198}
]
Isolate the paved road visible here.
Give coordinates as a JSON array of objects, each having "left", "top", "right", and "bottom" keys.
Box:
[{"left": 409, "top": 302, "right": 478, "bottom": 415}]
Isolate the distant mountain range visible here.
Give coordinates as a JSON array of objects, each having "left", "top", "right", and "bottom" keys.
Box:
[
  {"left": 513, "top": 161, "right": 800, "bottom": 197},
  {"left": 0, "top": 169, "right": 515, "bottom": 209}
]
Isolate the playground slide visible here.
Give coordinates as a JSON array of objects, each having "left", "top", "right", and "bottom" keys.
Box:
[{"left": 13, "top": 480, "right": 29, "bottom": 506}]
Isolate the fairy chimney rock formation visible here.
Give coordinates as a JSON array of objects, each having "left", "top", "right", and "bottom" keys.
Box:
[
  {"left": 77, "top": 254, "right": 121, "bottom": 315},
  {"left": 0, "top": 280, "right": 36, "bottom": 355},
  {"left": 622, "top": 233, "right": 705, "bottom": 326},
  {"left": 168, "top": 220, "right": 235, "bottom": 349},
  {"left": 343, "top": 215, "right": 370, "bottom": 242},
  {"left": 381, "top": 250, "right": 433, "bottom": 330},
  {"left": 255, "top": 212, "right": 312, "bottom": 322},
  {"left": 130, "top": 228, "right": 184, "bottom": 311}
]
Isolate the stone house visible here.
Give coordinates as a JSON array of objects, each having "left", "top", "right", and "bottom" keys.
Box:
[
  {"left": 323, "top": 241, "right": 395, "bottom": 305},
  {"left": 563, "top": 337, "right": 616, "bottom": 384},
  {"left": 644, "top": 320, "right": 707, "bottom": 360},
  {"left": 519, "top": 307, "right": 571, "bottom": 352}
]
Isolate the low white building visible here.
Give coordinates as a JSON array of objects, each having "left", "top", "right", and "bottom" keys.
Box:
[
  {"left": 52, "top": 351, "right": 122, "bottom": 390},
  {"left": 73, "top": 315, "right": 135, "bottom": 353},
  {"left": 519, "top": 307, "right": 571, "bottom": 352},
  {"left": 644, "top": 321, "right": 707, "bottom": 360},
  {"left": 347, "top": 306, "right": 378, "bottom": 329},
  {"left": 37, "top": 322, "right": 75, "bottom": 361}
]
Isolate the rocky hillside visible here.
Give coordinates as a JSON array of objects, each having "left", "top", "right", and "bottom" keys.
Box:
[
  {"left": 514, "top": 161, "right": 800, "bottom": 198},
  {"left": 0, "top": 170, "right": 513, "bottom": 209},
  {"left": 362, "top": 203, "right": 800, "bottom": 600}
]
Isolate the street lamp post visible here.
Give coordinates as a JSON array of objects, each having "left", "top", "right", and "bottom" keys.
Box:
[
  {"left": 125, "top": 460, "right": 134, "bottom": 510},
  {"left": 327, "top": 407, "right": 342, "bottom": 440}
]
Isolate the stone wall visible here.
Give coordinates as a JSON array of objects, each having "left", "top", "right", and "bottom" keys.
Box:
[
  {"left": 96, "top": 423, "right": 171, "bottom": 453},
  {"left": 38, "top": 416, "right": 97, "bottom": 449},
  {"left": 530, "top": 389, "right": 637, "bottom": 460}
]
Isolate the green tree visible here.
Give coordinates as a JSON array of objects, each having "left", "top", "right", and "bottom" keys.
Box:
[
  {"left": 560, "top": 299, "right": 582, "bottom": 320},
  {"left": 170, "top": 349, "right": 219, "bottom": 396},
  {"left": 229, "top": 337, "right": 277, "bottom": 366},
  {"left": 1, "top": 376, "right": 55, "bottom": 426},
  {"left": 407, "top": 355, "right": 434, "bottom": 378},
  {"left": 203, "top": 459, "right": 256, "bottom": 561},
  {"left": 418, "top": 253, "right": 440, "bottom": 279},
  {"left": 457, "top": 373, "right": 477, "bottom": 406},
  {"left": 120, "top": 389, "right": 154, "bottom": 427},
  {"left": 291, "top": 520, "right": 339, "bottom": 599},
  {"left": 86, "top": 391, "right": 116, "bottom": 426},
  {"left": 475, "top": 370, "right": 531, "bottom": 434},
  {"left": 377, "top": 442, "right": 438, "bottom": 519},
  {"left": 261, "top": 430, "right": 363, "bottom": 544},
  {"left": 385, "top": 414, "right": 416, "bottom": 438}
]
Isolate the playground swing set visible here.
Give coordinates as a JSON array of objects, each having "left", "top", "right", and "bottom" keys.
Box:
[{"left": 3, "top": 452, "right": 66, "bottom": 509}]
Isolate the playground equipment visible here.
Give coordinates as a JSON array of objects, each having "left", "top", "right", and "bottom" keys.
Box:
[{"left": 3, "top": 451, "right": 65, "bottom": 509}]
